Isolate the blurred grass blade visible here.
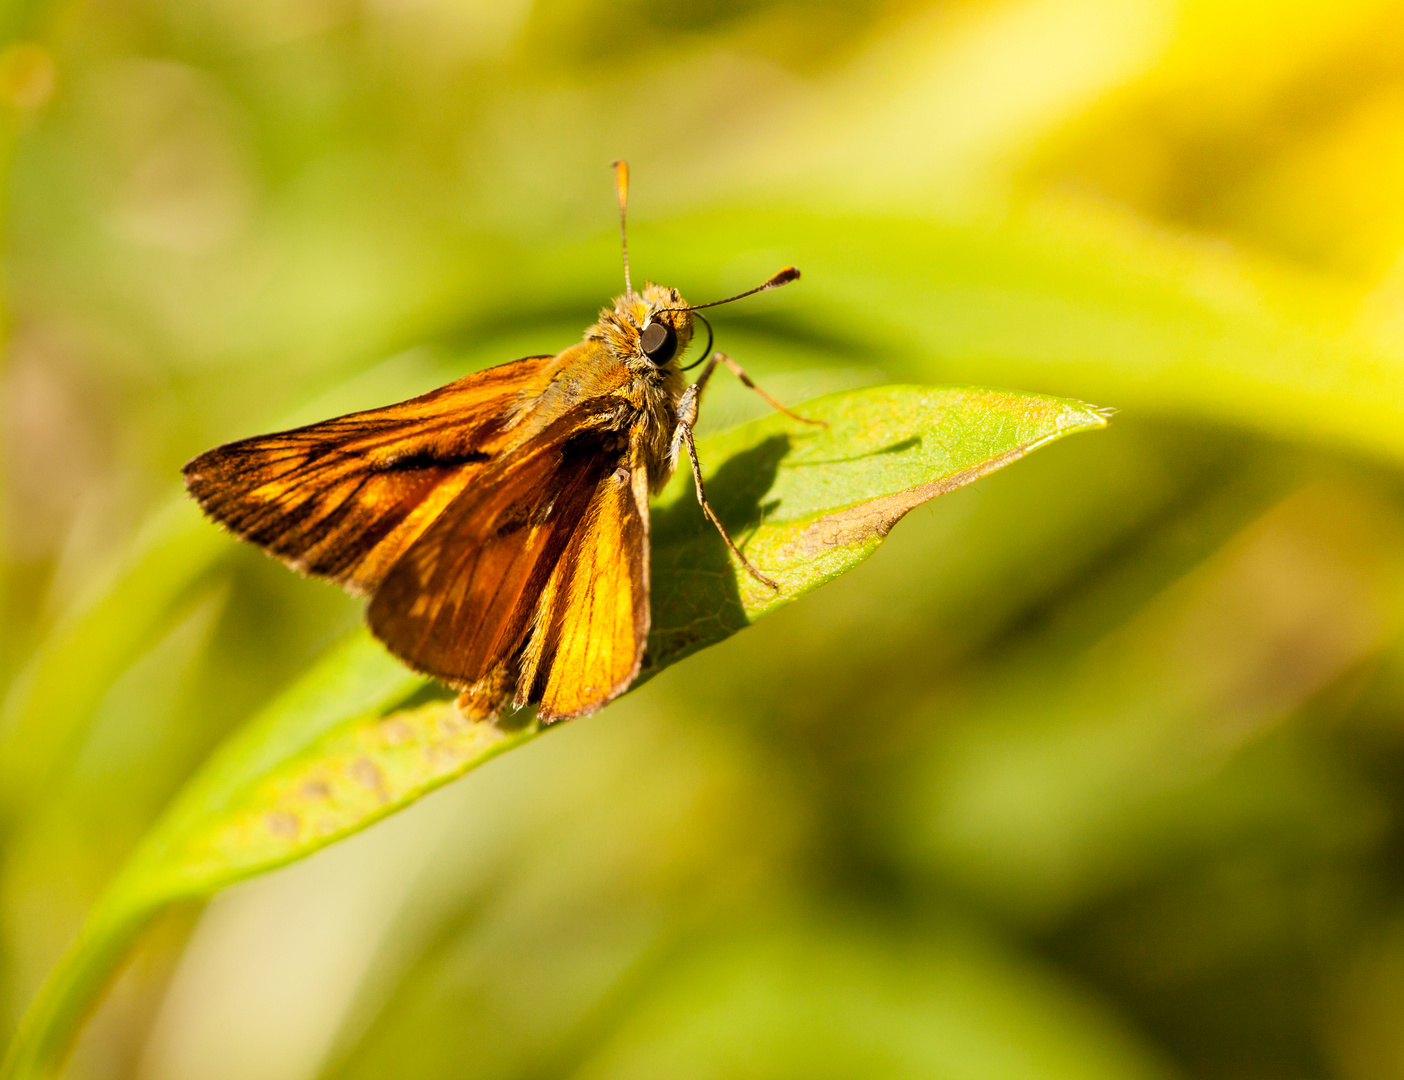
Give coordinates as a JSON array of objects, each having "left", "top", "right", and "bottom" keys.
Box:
[
  {"left": 0, "top": 631, "right": 423, "bottom": 1080},
  {"left": 0, "top": 500, "right": 228, "bottom": 820},
  {"left": 0, "top": 384, "right": 1104, "bottom": 1080}
]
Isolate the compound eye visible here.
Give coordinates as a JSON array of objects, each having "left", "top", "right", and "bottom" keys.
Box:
[{"left": 640, "top": 320, "right": 677, "bottom": 363}]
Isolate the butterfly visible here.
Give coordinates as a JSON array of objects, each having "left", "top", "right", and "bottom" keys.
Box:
[{"left": 184, "top": 162, "right": 821, "bottom": 724}]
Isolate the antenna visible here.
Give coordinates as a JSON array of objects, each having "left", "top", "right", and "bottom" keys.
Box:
[
  {"left": 611, "top": 160, "right": 632, "bottom": 295},
  {"left": 682, "top": 266, "right": 800, "bottom": 311}
]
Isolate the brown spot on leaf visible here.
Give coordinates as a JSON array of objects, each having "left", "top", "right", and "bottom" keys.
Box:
[
  {"left": 424, "top": 743, "right": 467, "bottom": 769},
  {"left": 349, "top": 757, "right": 389, "bottom": 803},
  {"left": 378, "top": 718, "right": 413, "bottom": 745},
  {"left": 265, "top": 811, "right": 300, "bottom": 839}
]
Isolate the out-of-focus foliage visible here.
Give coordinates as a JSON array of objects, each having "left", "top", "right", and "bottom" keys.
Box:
[{"left": 3, "top": 1, "right": 1404, "bottom": 1078}]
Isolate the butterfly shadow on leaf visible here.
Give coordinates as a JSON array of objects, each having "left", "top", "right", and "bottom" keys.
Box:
[{"left": 642, "top": 434, "right": 791, "bottom": 678}]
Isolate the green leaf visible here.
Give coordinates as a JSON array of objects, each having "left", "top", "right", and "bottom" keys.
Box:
[
  {"left": 0, "top": 384, "right": 1104, "bottom": 1080},
  {"left": 644, "top": 385, "right": 1104, "bottom": 669}
]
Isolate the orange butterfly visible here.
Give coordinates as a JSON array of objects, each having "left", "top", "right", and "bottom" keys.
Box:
[{"left": 184, "top": 162, "right": 819, "bottom": 723}]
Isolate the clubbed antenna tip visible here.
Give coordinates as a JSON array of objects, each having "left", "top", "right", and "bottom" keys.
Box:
[{"left": 686, "top": 265, "right": 802, "bottom": 312}]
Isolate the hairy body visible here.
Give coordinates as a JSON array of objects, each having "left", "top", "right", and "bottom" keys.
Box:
[{"left": 508, "top": 284, "right": 690, "bottom": 486}]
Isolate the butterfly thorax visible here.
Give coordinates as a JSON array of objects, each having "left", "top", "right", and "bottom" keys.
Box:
[{"left": 508, "top": 283, "right": 692, "bottom": 492}]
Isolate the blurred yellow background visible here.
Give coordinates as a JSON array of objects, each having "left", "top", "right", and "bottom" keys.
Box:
[{"left": 5, "top": 0, "right": 1404, "bottom": 1077}]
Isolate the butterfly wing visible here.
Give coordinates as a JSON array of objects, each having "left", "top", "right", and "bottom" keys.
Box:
[
  {"left": 189, "top": 347, "right": 653, "bottom": 723},
  {"left": 366, "top": 403, "right": 630, "bottom": 699},
  {"left": 182, "top": 356, "right": 552, "bottom": 595},
  {"left": 516, "top": 446, "right": 651, "bottom": 722}
]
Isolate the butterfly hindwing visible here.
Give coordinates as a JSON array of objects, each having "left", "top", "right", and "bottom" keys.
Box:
[
  {"left": 518, "top": 447, "right": 651, "bottom": 721},
  {"left": 366, "top": 404, "right": 627, "bottom": 696}
]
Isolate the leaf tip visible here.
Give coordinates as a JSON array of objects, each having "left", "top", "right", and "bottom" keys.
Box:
[{"left": 1064, "top": 400, "right": 1115, "bottom": 430}]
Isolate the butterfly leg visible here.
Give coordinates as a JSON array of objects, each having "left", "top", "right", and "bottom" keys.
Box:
[
  {"left": 672, "top": 348, "right": 829, "bottom": 591},
  {"left": 674, "top": 417, "right": 778, "bottom": 590},
  {"left": 710, "top": 352, "right": 828, "bottom": 428}
]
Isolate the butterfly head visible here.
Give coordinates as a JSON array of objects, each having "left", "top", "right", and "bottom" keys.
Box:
[{"left": 596, "top": 283, "right": 696, "bottom": 371}]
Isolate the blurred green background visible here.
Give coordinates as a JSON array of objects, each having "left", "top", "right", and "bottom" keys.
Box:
[{"left": 5, "top": 0, "right": 1404, "bottom": 1077}]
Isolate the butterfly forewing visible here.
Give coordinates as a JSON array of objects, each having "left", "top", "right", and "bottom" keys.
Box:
[{"left": 183, "top": 356, "right": 552, "bottom": 594}]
